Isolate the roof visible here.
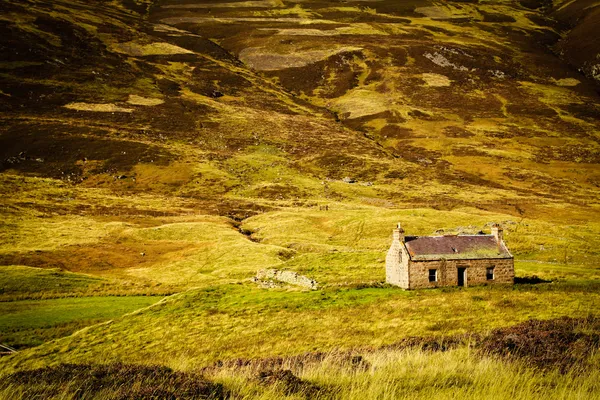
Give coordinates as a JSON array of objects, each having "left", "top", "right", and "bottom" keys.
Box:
[{"left": 404, "top": 235, "right": 512, "bottom": 261}]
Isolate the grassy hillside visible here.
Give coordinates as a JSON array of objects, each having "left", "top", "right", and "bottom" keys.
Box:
[
  {"left": 0, "top": 0, "right": 599, "bottom": 398},
  {"left": 0, "top": 295, "right": 159, "bottom": 350}
]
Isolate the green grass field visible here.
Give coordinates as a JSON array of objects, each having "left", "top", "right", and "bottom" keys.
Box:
[
  {"left": 0, "top": 296, "right": 160, "bottom": 350},
  {"left": 0, "top": 266, "right": 105, "bottom": 301}
]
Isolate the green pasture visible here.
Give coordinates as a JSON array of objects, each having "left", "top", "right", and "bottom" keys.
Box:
[
  {"left": 3, "top": 272, "right": 598, "bottom": 372},
  {"left": 0, "top": 266, "right": 104, "bottom": 301},
  {"left": 0, "top": 296, "right": 160, "bottom": 349}
]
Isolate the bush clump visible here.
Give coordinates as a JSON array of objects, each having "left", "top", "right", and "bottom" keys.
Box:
[
  {"left": 3, "top": 363, "right": 226, "bottom": 399},
  {"left": 256, "top": 369, "right": 324, "bottom": 398},
  {"left": 478, "top": 316, "right": 600, "bottom": 372}
]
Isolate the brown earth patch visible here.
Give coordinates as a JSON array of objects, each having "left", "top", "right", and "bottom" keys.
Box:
[
  {"left": 370, "top": 46, "right": 408, "bottom": 68},
  {"left": 359, "top": 0, "right": 439, "bottom": 18},
  {"left": 381, "top": 125, "right": 414, "bottom": 139},
  {"left": 309, "top": 152, "right": 381, "bottom": 180},
  {"left": 408, "top": 109, "right": 438, "bottom": 120},
  {"left": 438, "top": 168, "right": 506, "bottom": 190},
  {"left": 0, "top": 125, "right": 173, "bottom": 181},
  {"left": 409, "top": 43, "right": 525, "bottom": 84},
  {"left": 552, "top": 2, "right": 600, "bottom": 83},
  {"left": 504, "top": 101, "right": 558, "bottom": 118},
  {"left": 442, "top": 126, "right": 475, "bottom": 138},
  {"left": 265, "top": 49, "right": 364, "bottom": 98},
  {"left": 480, "top": 11, "right": 516, "bottom": 23},
  {"left": 0, "top": 10, "right": 148, "bottom": 109},
  {"left": 400, "top": 80, "right": 506, "bottom": 120},
  {"left": 526, "top": 14, "right": 557, "bottom": 28},
  {"left": 189, "top": 65, "right": 254, "bottom": 98},
  {"left": 534, "top": 145, "right": 600, "bottom": 164},
  {"left": 157, "top": 78, "right": 181, "bottom": 96},
  {"left": 341, "top": 110, "right": 405, "bottom": 133},
  {"left": 560, "top": 103, "right": 600, "bottom": 123},
  {"left": 394, "top": 144, "right": 443, "bottom": 166},
  {"left": 501, "top": 168, "right": 573, "bottom": 194},
  {"left": 253, "top": 184, "right": 310, "bottom": 201},
  {"left": 0, "top": 241, "right": 192, "bottom": 275},
  {"left": 519, "top": 0, "right": 552, "bottom": 10},
  {"left": 151, "top": 29, "right": 240, "bottom": 63},
  {"left": 383, "top": 170, "right": 407, "bottom": 180},
  {"left": 168, "top": 21, "right": 258, "bottom": 42},
  {"left": 0, "top": 81, "right": 80, "bottom": 113},
  {"left": 534, "top": 117, "right": 588, "bottom": 139}
]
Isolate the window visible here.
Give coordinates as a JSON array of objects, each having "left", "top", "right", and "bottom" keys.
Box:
[
  {"left": 486, "top": 266, "right": 495, "bottom": 280},
  {"left": 428, "top": 269, "right": 437, "bottom": 282}
]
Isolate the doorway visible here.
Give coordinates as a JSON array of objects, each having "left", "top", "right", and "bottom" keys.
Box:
[{"left": 457, "top": 267, "right": 467, "bottom": 287}]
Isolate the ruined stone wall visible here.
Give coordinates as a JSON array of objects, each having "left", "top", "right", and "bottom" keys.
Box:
[
  {"left": 408, "top": 258, "right": 514, "bottom": 289},
  {"left": 385, "top": 241, "right": 409, "bottom": 288},
  {"left": 254, "top": 269, "right": 318, "bottom": 290}
]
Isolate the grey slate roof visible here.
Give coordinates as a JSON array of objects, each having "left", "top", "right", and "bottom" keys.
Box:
[{"left": 404, "top": 234, "right": 512, "bottom": 261}]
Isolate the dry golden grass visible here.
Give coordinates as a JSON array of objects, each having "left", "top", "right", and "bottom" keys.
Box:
[{"left": 63, "top": 103, "right": 134, "bottom": 113}]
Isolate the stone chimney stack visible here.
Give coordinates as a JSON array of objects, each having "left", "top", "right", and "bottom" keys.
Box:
[
  {"left": 491, "top": 223, "right": 503, "bottom": 247},
  {"left": 393, "top": 223, "right": 405, "bottom": 243}
]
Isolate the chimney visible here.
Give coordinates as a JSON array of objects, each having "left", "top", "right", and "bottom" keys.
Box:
[
  {"left": 393, "top": 223, "right": 405, "bottom": 243},
  {"left": 491, "top": 223, "right": 503, "bottom": 250}
]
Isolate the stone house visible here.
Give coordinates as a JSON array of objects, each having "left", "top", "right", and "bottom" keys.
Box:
[{"left": 386, "top": 223, "right": 514, "bottom": 289}]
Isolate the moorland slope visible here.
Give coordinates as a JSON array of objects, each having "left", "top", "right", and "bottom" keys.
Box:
[{"left": 1, "top": 0, "right": 599, "bottom": 398}]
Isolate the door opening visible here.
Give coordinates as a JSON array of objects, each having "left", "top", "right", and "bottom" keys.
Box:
[{"left": 457, "top": 267, "right": 466, "bottom": 287}]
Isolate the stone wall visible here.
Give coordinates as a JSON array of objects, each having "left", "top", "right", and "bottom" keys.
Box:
[
  {"left": 385, "top": 239, "right": 409, "bottom": 288},
  {"left": 254, "top": 269, "right": 318, "bottom": 290},
  {"left": 408, "top": 258, "right": 514, "bottom": 289}
]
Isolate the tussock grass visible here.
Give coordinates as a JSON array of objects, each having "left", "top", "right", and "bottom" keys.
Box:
[{"left": 4, "top": 343, "right": 595, "bottom": 399}]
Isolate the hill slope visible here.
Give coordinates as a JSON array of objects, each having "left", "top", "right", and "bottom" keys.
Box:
[{"left": 1, "top": 0, "right": 600, "bottom": 391}]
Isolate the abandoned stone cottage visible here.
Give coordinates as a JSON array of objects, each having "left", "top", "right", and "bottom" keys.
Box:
[{"left": 386, "top": 223, "right": 514, "bottom": 289}]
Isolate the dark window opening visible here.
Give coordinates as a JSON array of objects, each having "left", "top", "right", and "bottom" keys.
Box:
[
  {"left": 428, "top": 269, "right": 437, "bottom": 282},
  {"left": 486, "top": 266, "right": 495, "bottom": 280}
]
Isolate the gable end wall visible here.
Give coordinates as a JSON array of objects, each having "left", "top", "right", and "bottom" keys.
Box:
[{"left": 386, "top": 241, "right": 409, "bottom": 288}]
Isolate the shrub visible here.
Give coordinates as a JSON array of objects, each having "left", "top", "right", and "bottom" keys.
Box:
[
  {"left": 2, "top": 363, "right": 227, "bottom": 399},
  {"left": 478, "top": 316, "right": 600, "bottom": 372}
]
